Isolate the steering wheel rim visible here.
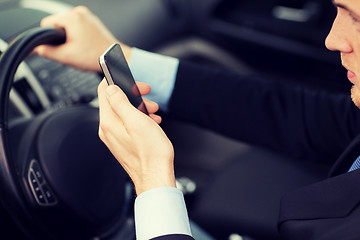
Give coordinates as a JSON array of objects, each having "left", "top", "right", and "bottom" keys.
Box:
[{"left": 0, "top": 27, "right": 131, "bottom": 239}]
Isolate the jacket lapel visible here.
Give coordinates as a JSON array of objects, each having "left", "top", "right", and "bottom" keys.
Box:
[
  {"left": 328, "top": 134, "right": 360, "bottom": 177},
  {"left": 279, "top": 169, "right": 360, "bottom": 223},
  {"left": 279, "top": 135, "right": 360, "bottom": 223}
]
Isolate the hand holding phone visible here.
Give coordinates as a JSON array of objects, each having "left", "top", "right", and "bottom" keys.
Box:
[{"left": 99, "top": 43, "right": 148, "bottom": 114}]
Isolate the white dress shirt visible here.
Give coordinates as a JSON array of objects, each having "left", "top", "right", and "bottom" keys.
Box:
[
  {"left": 135, "top": 187, "right": 192, "bottom": 240},
  {"left": 129, "top": 48, "right": 192, "bottom": 239},
  {"left": 129, "top": 47, "right": 179, "bottom": 112}
]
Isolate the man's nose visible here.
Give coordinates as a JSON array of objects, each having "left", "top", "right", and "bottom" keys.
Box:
[{"left": 325, "top": 15, "right": 352, "bottom": 53}]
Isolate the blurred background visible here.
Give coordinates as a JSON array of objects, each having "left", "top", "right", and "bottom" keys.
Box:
[{"left": 1, "top": 0, "right": 347, "bottom": 92}]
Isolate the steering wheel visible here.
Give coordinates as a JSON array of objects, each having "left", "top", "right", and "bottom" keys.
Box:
[{"left": 0, "top": 27, "right": 131, "bottom": 239}]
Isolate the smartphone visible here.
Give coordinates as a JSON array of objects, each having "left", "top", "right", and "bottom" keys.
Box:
[{"left": 99, "top": 43, "right": 148, "bottom": 114}]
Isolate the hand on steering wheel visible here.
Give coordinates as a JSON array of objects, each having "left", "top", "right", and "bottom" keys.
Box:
[{"left": 35, "top": 6, "right": 130, "bottom": 72}]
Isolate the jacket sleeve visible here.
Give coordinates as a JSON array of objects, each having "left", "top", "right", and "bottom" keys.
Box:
[{"left": 167, "top": 61, "right": 360, "bottom": 163}]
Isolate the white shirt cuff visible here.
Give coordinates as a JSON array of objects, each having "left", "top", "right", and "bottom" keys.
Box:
[
  {"left": 129, "top": 48, "right": 179, "bottom": 112},
  {"left": 135, "top": 187, "right": 192, "bottom": 240}
]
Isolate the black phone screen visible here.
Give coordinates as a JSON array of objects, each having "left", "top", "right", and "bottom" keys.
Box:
[{"left": 99, "top": 44, "right": 148, "bottom": 114}]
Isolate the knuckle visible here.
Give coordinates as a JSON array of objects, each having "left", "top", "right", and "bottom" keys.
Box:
[
  {"left": 98, "top": 127, "right": 105, "bottom": 140},
  {"left": 71, "top": 6, "right": 90, "bottom": 20},
  {"left": 99, "top": 122, "right": 108, "bottom": 134},
  {"left": 109, "top": 90, "right": 128, "bottom": 105},
  {"left": 135, "top": 118, "right": 152, "bottom": 129},
  {"left": 97, "top": 83, "right": 102, "bottom": 96},
  {"left": 99, "top": 118, "right": 113, "bottom": 135},
  {"left": 40, "top": 17, "right": 48, "bottom": 26},
  {"left": 98, "top": 125, "right": 110, "bottom": 143},
  {"left": 74, "top": 5, "right": 90, "bottom": 14},
  {"left": 118, "top": 92, "right": 129, "bottom": 102},
  {"left": 153, "top": 101, "right": 159, "bottom": 111},
  {"left": 36, "top": 46, "right": 46, "bottom": 57}
]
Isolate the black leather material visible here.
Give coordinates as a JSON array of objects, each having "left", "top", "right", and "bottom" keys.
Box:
[{"left": 151, "top": 234, "right": 195, "bottom": 240}]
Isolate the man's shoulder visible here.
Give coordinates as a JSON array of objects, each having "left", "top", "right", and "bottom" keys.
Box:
[{"left": 151, "top": 234, "right": 195, "bottom": 240}]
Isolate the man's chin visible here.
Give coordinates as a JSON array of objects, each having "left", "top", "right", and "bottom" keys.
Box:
[{"left": 351, "top": 86, "right": 360, "bottom": 109}]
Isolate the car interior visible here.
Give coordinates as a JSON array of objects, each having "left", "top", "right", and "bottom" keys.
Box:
[{"left": 0, "top": 0, "right": 348, "bottom": 239}]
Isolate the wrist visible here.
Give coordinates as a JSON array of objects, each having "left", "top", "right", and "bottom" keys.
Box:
[{"left": 133, "top": 171, "right": 176, "bottom": 196}]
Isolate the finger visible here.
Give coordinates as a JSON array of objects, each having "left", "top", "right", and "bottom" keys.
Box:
[
  {"left": 40, "top": 6, "right": 82, "bottom": 27},
  {"left": 40, "top": 15, "right": 58, "bottom": 27},
  {"left": 35, "top": 45, "right": 62, "bottom": 59},
  {"left": 40, "top": 12, "right": 68, "bottom": 27},
  {"left": 97, "top": 79, "right": 110, "bottom": 107},
  {"left": 149, "top": 114, "right": 162, "bottom": 124},
  {"left": 98, "top": 80, "right": 116, "bottom": 124},
  {"left": 98, "top": 80, "right": 116, "bottom": 118},
  {"left": 136, "top": 82, "right": 151, "bottom": 96},
  {"left": 106, "top": 84, "right": 142, "bottom": 126},
  {"left": 41, "top": 6, "right": 91, "bottom": 28},
  {"left": 35, "top": 44, "right": 74, "bottom": 66},
  {"left": 143, "top": 98, "right": 159, "bottom": 114},
  {"left": 37, "top": 14, "right": 69, "bottom": 59},
  {"left": 98, "top": 78, "right": 108, "bottom": 91},
  {"left": 98, "top": 80, "right": 127, "bottom": 135}
]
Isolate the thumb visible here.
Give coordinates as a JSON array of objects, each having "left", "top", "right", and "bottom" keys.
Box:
[{"left": 106, "top": 85, "right": 139, "bottom": 122}]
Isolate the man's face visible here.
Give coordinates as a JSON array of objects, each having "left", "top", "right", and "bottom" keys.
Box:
[{"left": 326, "top": 0, "right": 360, "bottom": 107}]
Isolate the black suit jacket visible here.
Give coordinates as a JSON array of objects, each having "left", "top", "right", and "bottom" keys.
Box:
[{"left": 154, "top": 62, "right": 360, "bottom": 240}]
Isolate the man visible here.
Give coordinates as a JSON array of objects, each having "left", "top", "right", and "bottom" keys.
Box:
[{"left": 36, "top": 0, "right": 360, "bottom": 239}]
